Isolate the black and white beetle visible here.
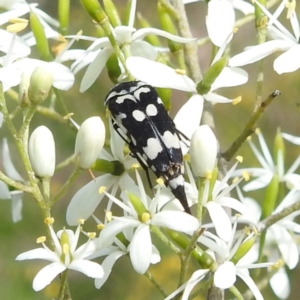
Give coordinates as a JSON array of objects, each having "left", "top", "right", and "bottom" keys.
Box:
[{"left": 104, "top": 81, "right": 191, "bottom": 214}]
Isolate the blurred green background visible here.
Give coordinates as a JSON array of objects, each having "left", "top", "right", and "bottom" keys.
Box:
[{"left": 1, "top": 0, "right": 300, "bottom": 299}]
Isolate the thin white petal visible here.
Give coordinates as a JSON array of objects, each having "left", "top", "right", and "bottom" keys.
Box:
[
  {"left": 33, "top": 262, "right": 66, "bottom": 291},
  {"left": 132, "top": 27, "right": 196, "bottom": 44},
  {"left": 229, "top": 40, "right": 292, "bottom": 67},
  {"left": 0, "top": 180, "right": 11, "bottom": 199},
  {"left": 16, "top": 248, "right": 58, "bottom": 262},
  {"left": 66, "top": 174, "right": 115, "bottom": 225},
  {"left": 80, "top": 48, "right": 112, "bottom": 92},
  {"left": 214, "top": 261, "right": 236, "bottom": 289},
  {"left": 11, "top": 191, "right": 23, "bottom": 222},
  {"left": 95, "top": 250, "right": 126, "bottom": 289},
  {"left": 174, "top": 94, "right": 204, "bottom": 155},
  {"left": 204, "top": 92, "right": 233, "bottom": 103},
  {"left": 236, "top": 269, "right": 263, "bottom": 300},
  {"left": 211, "top": 67, "right": 248, "bottom": 91},
  {"left": 282, "top": 132, "right": 300, "bottom": 145},
  {"left": 130, "top": 40, "right": 157, "bottom": 61},
  {"left": 269, "top": 268, "right": 290, "bottom": 299},
  {"left": 126, "top": 56, "right": 196, "bottom": 92},
  {"left": 206, "top": 201, "right": 232, "bottom": 242},
  {"left": 69, "top": 260, "right": 104, "bottom": 278},
  {"left": 152, "top": 211, "right": 199, "bottom": 233},
  {"left": 274, "top": 45, "right": 300, "bottom": 74},
  {"left": 130, "top": 224, "right": 152, "bottom": 274},
  {"left": 243, "top": 173, "right": 273, "bottom": 192},
  {"left": 206, "top": 0, "right": 235, "bottom": 47}
]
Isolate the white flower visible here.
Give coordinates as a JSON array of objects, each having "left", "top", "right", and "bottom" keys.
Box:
[
  {"left": 0, "top": 138, "right": 24, "bottom": 222},
  {"left": 126, "top": 56, "right": 248, "bottom": 104},
  {"left": 66, "top": 120, "right": 137, "bottom": 225},
  {"left": 186, "top": 158, "right": 257, "bottom": 241},
  {"left": 16, "top": 223, "right": 104, "bottom": 291},
  {"left": 189, "top": 125, "right": 218, "bottom": 177},
  {"left": 29, "top": 126, "right": 56, "bottom": 177},
  {"left": 166, "top": 220, "right": 272, "bottom": 300},
  {"left": 98, "top": 170, "right": 200, "bottom": 274},
  {"left": 229, "top": 0, "right": 300, "bottom": 74},
  {"left": 67, "top": 0, "right": 196, "bottom": 92},
  {"left": 232, "top": 130, "right": 300, "bottom": 192},
  {"left": 74, "top": 116, "right": 106, "bottom": 169}
]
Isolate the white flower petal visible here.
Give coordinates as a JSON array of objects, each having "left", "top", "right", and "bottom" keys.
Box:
[
  {"left": 95, "top": 250, "right": 126, "bottom": 289},
  {"left": 69, "top": 259, "right": 103, "bottom": 278},
  {"left": 211, "top": 67, "right": 248, "bottom": 91},
  {"left": 33, "top": 262, "right": 66, "bottom": 291},
  {"left": 204, "top": 92, "right": 233, "bottom": 103},
  {"left": 152, "top": 211, "right": 199, "bottom": 233},
  {"left": 236, "top": 269, "right": 263, "bottom": 300},
  {"left": 132, "top": 27, "right": 196, "bottom": 44},
  {"left": 242, "top": 173, "right": 273, "bottom": 192},
  {"left": 16, "top": 248, "right": 57, "bottom": 262},
  {"left": 174, "top": 94, "right": 203, "bottom": 155},
  {"left": 206, "top": 0, "right": 235, "bottom": 47},
  {"left": 0, "top": 180, "right": 11, "bottom": 199},
  {"left": 80, "top": 48, "right": 112, "bottom": 92},
  {"left": 181, "top": 269, "right": 208, "bottom": 300},
  {"left": 66, "top": 174, "right": 116, "bottom": 225},
  {"left": 269, "top": 225, "right": 298, "bottom": 269},
  {"left": 130, "top": 224, "right": 152, "bottom": 274},
  {"left": 214, "top": 261, "right": 236, "bottom": 289},
  {"left": 269, "top": 268, "right": 290, "bottom": 299},
  {"left": 206, "top": 201, "right": 232, "bottom": 242},
  {"left": 126, "top": 56, "right": 196, "bottom": 92},
  {"left": 130, "top": 40, "right": 157, "bottom": 61},
  {"left": 274, "top": 45, "right": 300, "bottom": 74},
  {"left": 282, "top": 132, "right": 300, "bottom": 145},
  {"left": 229, "top": 40, "right": 292, "bottom": 67},
  {"left": 11, "top": 191, "right": 23, "bottom": 222}
]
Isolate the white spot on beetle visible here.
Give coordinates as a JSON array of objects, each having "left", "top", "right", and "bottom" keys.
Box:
[
  {"left": 157, "top": 97, "right": 163, "bottom": 105},
  {"left": 146, "top": 104, "right": 158, "bottom": 116},
  {"left": 143, "top": 138, "right": 163, "bottom": 160},
  {"left": 134, "top": 87, "right": 151, "bottom": 100},
  {"left": 115, "top": 94, "right": 137, "bottom": 104},
  {"left": 169, "top": 175, "right": 184, "bottom": 189},
  {"left": 132, "top": 110, "right": 146, "bottom": 122},
  {"left": 162, "top": 131, "right": 180, "bottom": 149}
]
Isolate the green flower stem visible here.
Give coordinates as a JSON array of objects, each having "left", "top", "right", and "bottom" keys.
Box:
[
  {"left": 55, "top": 154, "right": 77, "bottom": 172},
  {"left": 190, "top": 276, "right": 214, "bottom": 299},
  {"left": 222, "top": 90, "right": 281, "bottom": 161},
  {"left": 229, "top": 286, "right": 244, "bottom": 300},
  {"left": 0, "top": 84, "right": 43, "bottom": 202},
  {"left": 170, "top": 0, "right": 202, "bottom": 82},
  {"left": 50, "top": 167, "right": 82, "bottom": 206},
  {"left": 144, "top": 271, "right": 168, "bottom": 298},
  {"left": 158, "top": 0, "right": 179, "bottom": 21},
  {"left": 58, "top": 269, "right": 69, "bottom": 300},
  {"left": 98, "top": 16, "right": 128, "bottom": 75},
  {"left": 197, "top": 177, "right": 205, "bottom": 222},
  {"left": 150, "top": 225, "right": 181, "bottom": 254},
  {"left": 41, "top": 177, "right": 51, "bottom": 203},
  {"left": 36, "top": 106, "right": 67, "bottom": 124},
  {"left": 0, "top": 171, "right": 33, "bottom": 193},
  {"left": 260, "top": 200, "right": 300, "bottom": 231},
  {"left": 18, "top": 105, "right": 37, "bottom": 138},
  {"left": 58, "top": 0, "right": 70, "bottom": 35}
]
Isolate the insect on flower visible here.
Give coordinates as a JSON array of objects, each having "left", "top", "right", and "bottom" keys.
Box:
[{"left": 104, "top": 81, "right": 191, "bottom": 214}]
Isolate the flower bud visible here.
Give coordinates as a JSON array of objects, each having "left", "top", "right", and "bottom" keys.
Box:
[
  {"left": 29, "top": 126, "right": 56, "bottom": 177},
  {"left": 74, "top": 116, "right": 106, "bottom": 169},
  {"left": 58, "top": 0, "right": 70, "bottom": 35},
  {"left": 18, "top": 69, "right": 33, "bottom": 107},
  {"left": 190, "top": 125, "right": 218, "bottom": 177},
  {"left": 28, "top": 66, "right": 54, "bottom": 104},
  {"left": 103, "top": 0, "right": 121, "bottom": 27}
]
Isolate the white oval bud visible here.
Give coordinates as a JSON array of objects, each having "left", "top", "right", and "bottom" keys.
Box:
[
  {"left": 190, "top": 125, "right": 218, "bottom": 177},
  {"left": 74, "top": 116, "right": 106, "bottom": 169},
  {"left": 29, "top": 126, "right": 56, "bottom": 177}
]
